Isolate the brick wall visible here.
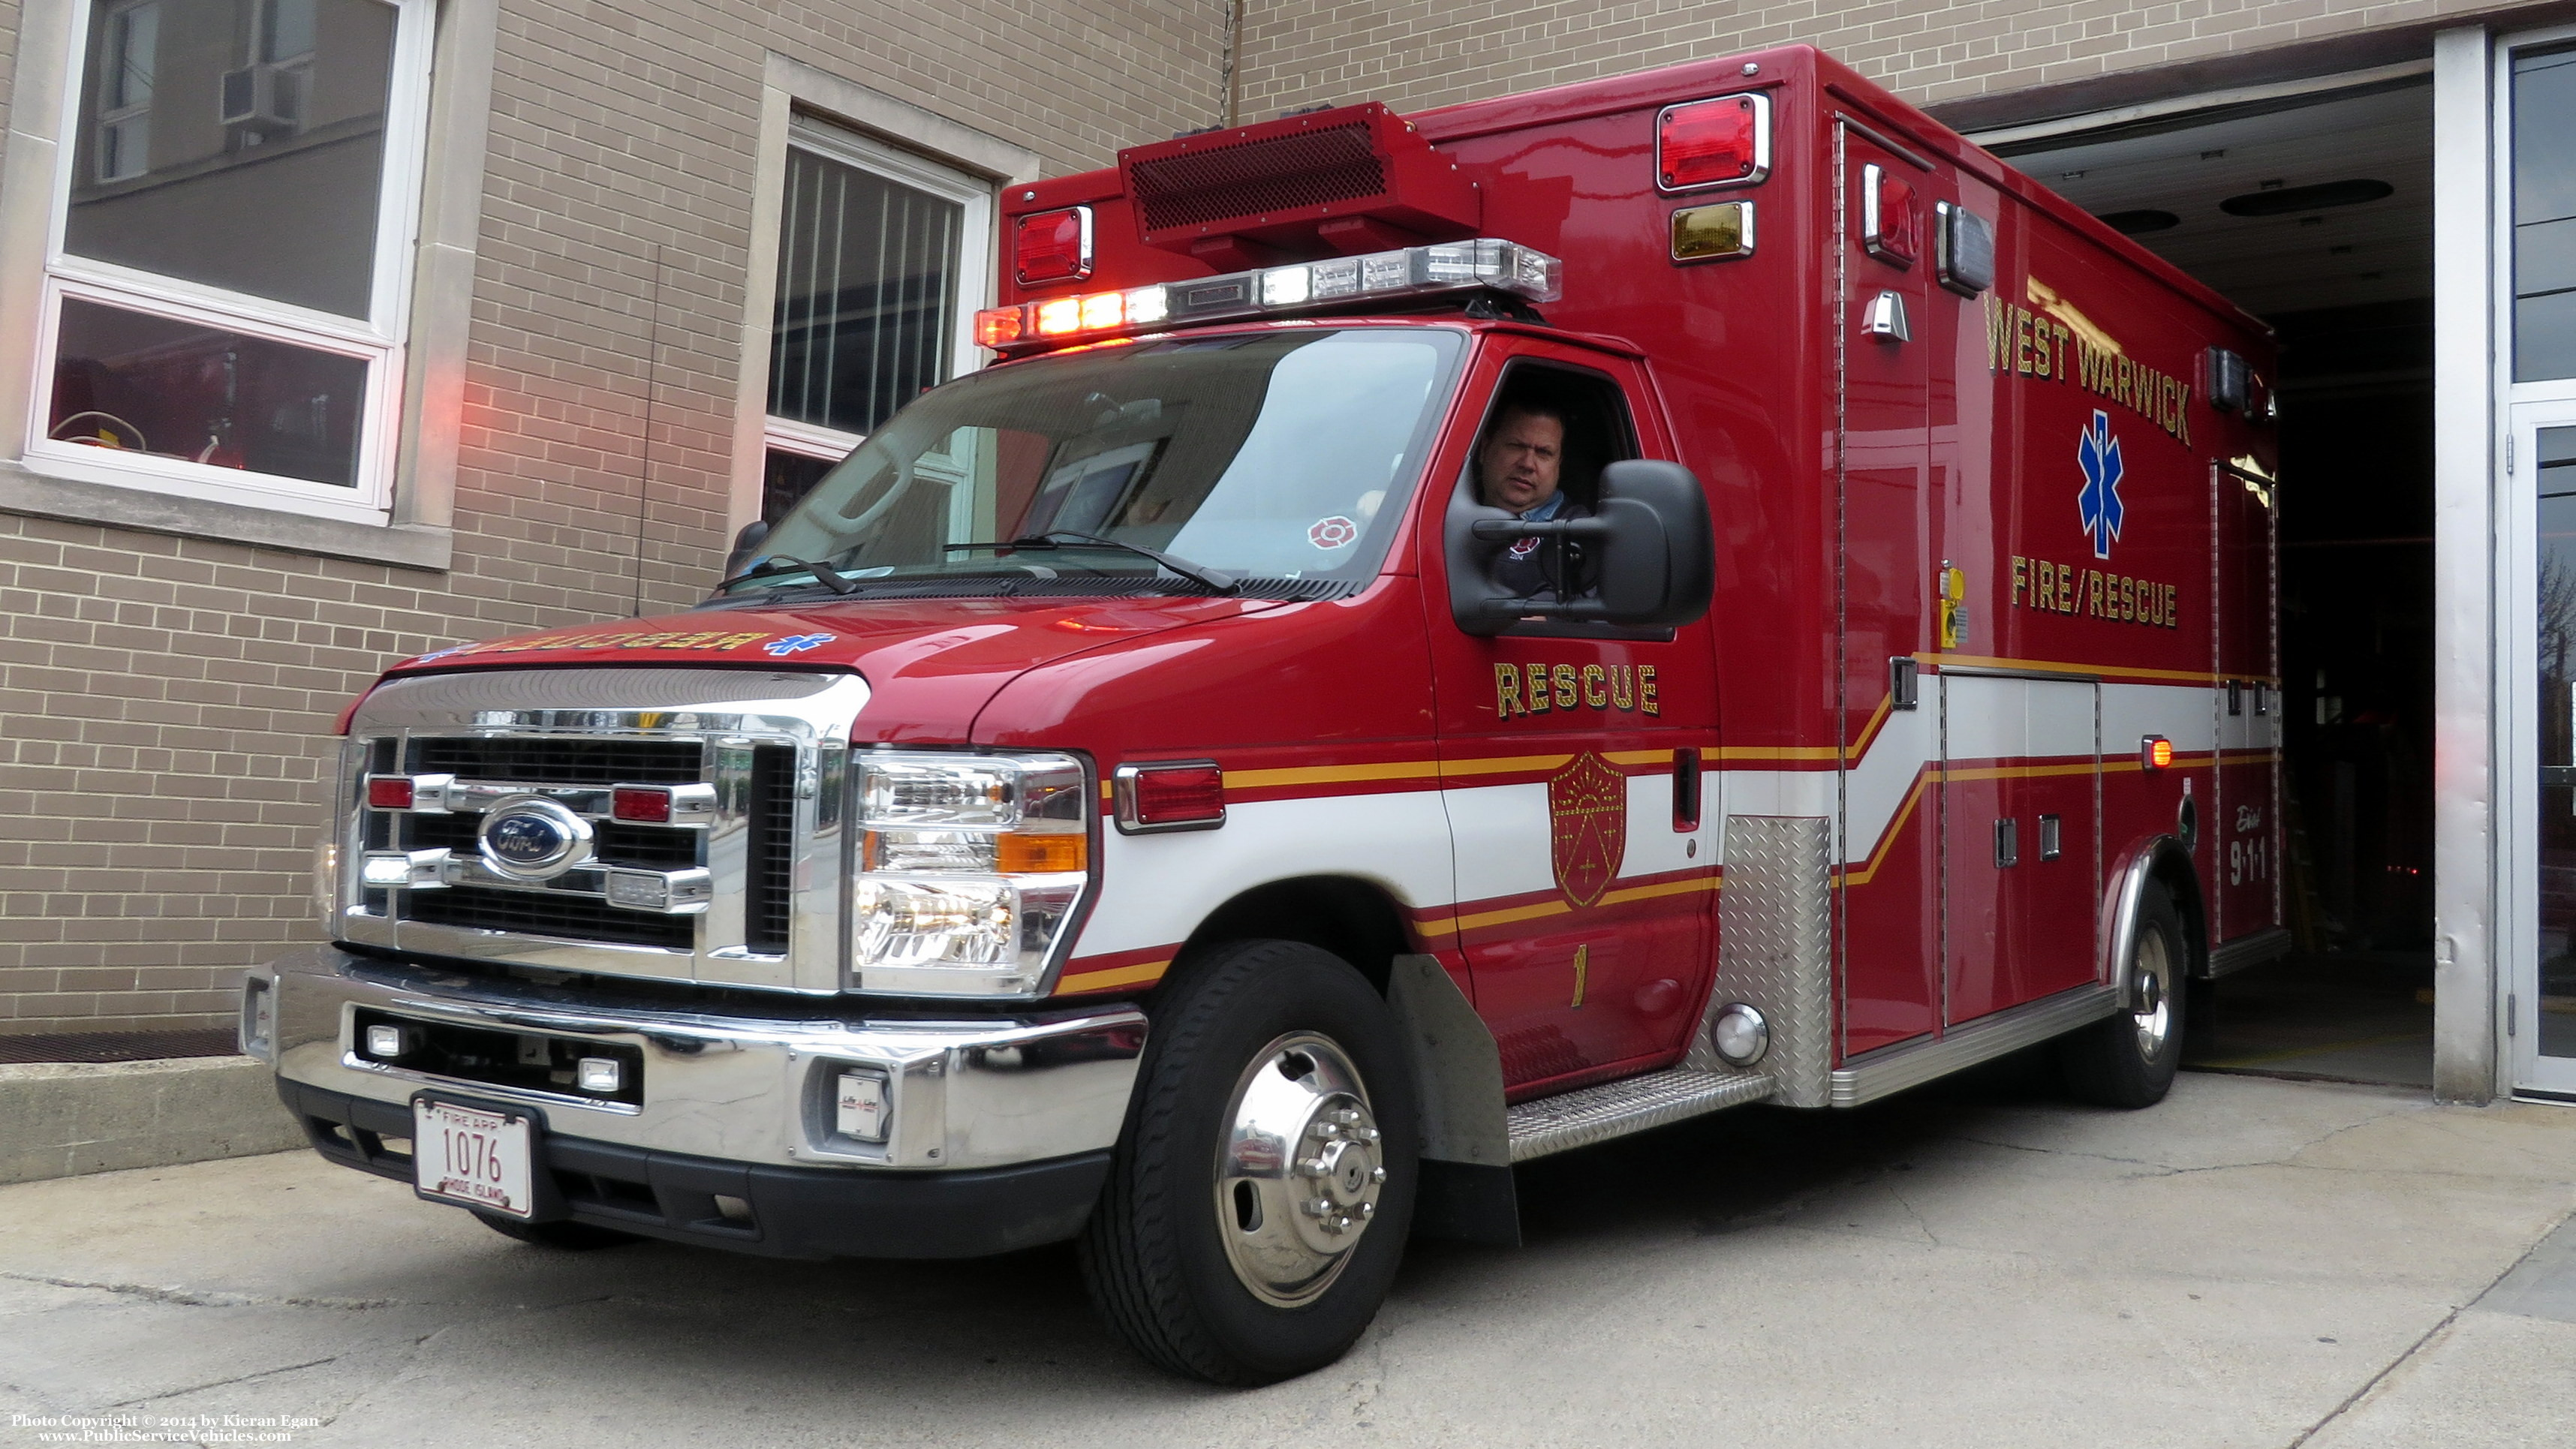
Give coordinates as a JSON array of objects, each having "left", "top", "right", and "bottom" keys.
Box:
[
  {"left": 0, "top": 0, "right": 1227, "bottom": 1035},
  {"left": 1233, "top": 0, "right": 2544, "bottom": 120}
]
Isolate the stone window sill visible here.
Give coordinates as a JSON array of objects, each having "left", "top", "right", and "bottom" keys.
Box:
[{"left": 0, "top": 460, "right": 452, "bottom": 571}]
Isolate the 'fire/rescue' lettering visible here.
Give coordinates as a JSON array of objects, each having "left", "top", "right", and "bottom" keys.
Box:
[
  {"left": 1496, "top": 663, "right": 1659, "bottom": 718},
  {"left": 2010, "top": 555, "right": 2180, "bottom": 629}
]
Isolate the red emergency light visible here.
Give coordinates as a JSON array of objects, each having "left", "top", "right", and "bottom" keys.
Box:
[
  {"left": 1015, "top": 206, "right": 1093, "bottom": 285},
  {"left": 1115, "top": 761, "right": 1226, "bottom": 833},
  {"left": 1657, "top": 94, "right": 1771, "bottom": 192},
  {"left": 366, "top": 776, "right": 414, "bottom": 810},
  {"left": 612, "top": 786, "right": 673, "bottom": 824}
]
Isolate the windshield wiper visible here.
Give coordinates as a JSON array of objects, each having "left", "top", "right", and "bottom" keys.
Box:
[
  {"left": 944, "top": 531, "right": 1237, "bottom": 594},
  {"left": 713, "top": 554, "right": 861, "bottom": 596}
]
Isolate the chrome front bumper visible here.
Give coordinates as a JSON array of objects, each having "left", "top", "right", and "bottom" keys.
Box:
[{"left": 246, "top": 947, "right": 1147, "bottom": 1173}]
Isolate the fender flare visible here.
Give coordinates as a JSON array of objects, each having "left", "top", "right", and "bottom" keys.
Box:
[{"left": 2105, "top": 835, "right": 2201, "bottom": 1009}]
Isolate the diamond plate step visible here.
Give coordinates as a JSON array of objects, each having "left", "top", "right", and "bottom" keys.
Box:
[{"left": 1505, "top": 1067, "right": 1777, "bottom": 1163}]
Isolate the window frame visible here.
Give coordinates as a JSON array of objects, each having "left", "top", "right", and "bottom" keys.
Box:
[
  {"left": 23, "top": 0, "right": 436, "bottom": 525},
  {"left": 760, "top": 116, "right": 998, "bottom": 484}
]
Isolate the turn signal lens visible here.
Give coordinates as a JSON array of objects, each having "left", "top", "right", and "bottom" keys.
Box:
[
  {"left": 1014, "top": 206, "right": 1092, "bottom": 284},
  {"left": 366, "top": 776, "right": 413, "bottom": 810},
  {"left": 2142, "top": 735, "right": 2174, "bottom": 771},
  {"left": 1658, "top": 94, "right": 1770, "bottom": 191},
  {"left": 997, "top": 832, "right": 1089, "bottom": 873}
]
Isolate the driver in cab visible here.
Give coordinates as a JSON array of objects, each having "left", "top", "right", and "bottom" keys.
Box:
[{"left": 1476, "top": 396, "right": 1594, "bottom": 600}]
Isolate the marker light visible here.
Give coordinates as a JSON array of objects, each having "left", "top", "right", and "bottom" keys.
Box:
[
  {"left": 2142, "top": 735, "right": 2175, "bottom": 771},
  {"left": 1657, "top": 93, "right": 1771, "bottom": 192},
  {"left": 1863, "top": 163, "right": 1921, "bottom": 267},
  {"left": 1014, "top": 206, "right": 1092, "bottom": 285},
  {"left": 973, "top": 239, "right": 1565, "bottom": 353}
]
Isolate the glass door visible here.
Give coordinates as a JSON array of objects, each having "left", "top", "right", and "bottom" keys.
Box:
[{"left": 2508, "top": 409, "right": 2576, "bottom": 1096}]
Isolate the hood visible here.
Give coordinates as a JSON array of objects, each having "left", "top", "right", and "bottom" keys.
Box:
[{"left": 384, "top": 594, "right": 1283, "bottom": 742}]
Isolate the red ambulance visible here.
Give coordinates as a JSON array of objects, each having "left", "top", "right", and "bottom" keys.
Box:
[{"left": 245, "top": 44, "right": 2283, "bottom": 1384}]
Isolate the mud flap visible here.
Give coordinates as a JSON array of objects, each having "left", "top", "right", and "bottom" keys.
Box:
[{"left": 1386, "top": 953, "right": 1521, "bottom": 1246}]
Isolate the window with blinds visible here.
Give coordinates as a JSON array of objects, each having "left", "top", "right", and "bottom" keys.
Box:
[{"left": 764, "top": 121, "right": 989, "bottom": 522}]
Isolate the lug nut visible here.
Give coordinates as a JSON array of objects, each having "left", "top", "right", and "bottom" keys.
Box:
[
  {"left": 1356, "top": 1126, "right": 1381, "bottom": 1144},
  {"left": 1358, "top": 1201, "right": 1374, "bottom": 1219},
  {"left": 1311, "top": 1121, "right": 1341, "bottom": 1139},
  {"left": 1298, "top": 1156, "right": 1328, "bottom": 1177},
  {"left": 1333, "top": 1108, "right": 1362, "bottom": 1126},
  {"left": 1371, "top": 1166, "right": 1388, "bottom": 1185}
]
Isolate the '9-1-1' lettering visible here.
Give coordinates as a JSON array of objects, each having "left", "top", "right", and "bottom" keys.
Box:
[{"left": 1496, "top": 663, "right": 1659, "bottom": 719}]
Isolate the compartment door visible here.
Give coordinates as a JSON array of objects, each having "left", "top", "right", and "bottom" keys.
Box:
[{"left": 1942, "top": 672, "right": 2102, "bottom": 1024}]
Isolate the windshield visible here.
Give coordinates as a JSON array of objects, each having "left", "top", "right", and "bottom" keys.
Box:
[{"left": 737, "top": 327, "right": 1465, "bottom": 598}]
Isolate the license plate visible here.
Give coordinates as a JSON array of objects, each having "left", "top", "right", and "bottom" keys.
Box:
[{"left": 413, "top": 1099, "right": 535, "bottom": 1218}]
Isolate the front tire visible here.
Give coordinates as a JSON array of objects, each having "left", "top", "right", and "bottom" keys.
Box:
[
  {"left": 1079, "top": 939, "right": 1419, "bottom": 1385},
  {"left": 2059, "top": 885, "right": 2188, "bottom": 1108}
]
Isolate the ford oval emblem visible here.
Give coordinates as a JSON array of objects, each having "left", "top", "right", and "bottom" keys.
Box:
[{"left": 477, "top": 798, "right": 593, "bottom": 879}]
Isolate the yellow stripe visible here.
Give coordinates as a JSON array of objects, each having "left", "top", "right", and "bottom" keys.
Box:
[
  {"left": 1603, "top": 748, "right": 1674, "bottom": 767},
  {"left": 1439, "top": 753, "right": 1573, "bottom": 780},
  {"left": 1056, "top": 960, "right": 1170, "bottom": 992},
  {"left": 1837, "top": 772, "right": 1930, "bottom": 888},
  {"left": 1223, "top": 760, "right": 1442, "bottom": 790},
  {"left": 1599, "top": 873, "right": 1723, "bottom": 906},
  {"left": 1454, "top": 899, "right": 1573, "bottom": 931}
]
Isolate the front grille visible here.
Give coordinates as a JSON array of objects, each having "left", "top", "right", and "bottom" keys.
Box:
[
  {"left": 343, "top": 666, "right": 862, "bottom": 992},
  {"left": 1130, "top": 122, "right": 1385, "bottom": 232},
  {"left": 402, "top": 814, "right": 700, "bottom": 872},
  {"left": 412, "top": 738, "right": 703, "bottom": 785},
  {"left": 746, "top": 745, "right": 796, "bottom": 954},
  {"left": 405, "top": 887, "right": 697, "bottom": 950}
]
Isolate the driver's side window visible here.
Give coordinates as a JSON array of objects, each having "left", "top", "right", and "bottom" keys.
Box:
[{"left": 1449, "top": 361, "right": 1643, "bottom": 635}]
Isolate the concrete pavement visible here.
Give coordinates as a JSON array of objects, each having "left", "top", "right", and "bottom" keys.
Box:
[{"left": 2, "top": 1070, "right": 2569, "bottom": 1448}]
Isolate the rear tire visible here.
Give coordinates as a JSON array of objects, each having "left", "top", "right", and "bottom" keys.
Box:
[
  {"left": 473, "top": 1213, "right": 639, "bottom": 1249},
  {"left": 2059, "top": 885, "right": 2187, "bottom": 1108},
  {"left": 1079, "top": 939, "right": 1419, "bottom": 1385}
]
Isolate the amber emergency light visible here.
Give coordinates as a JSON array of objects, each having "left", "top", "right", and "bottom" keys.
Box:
[{"left": 2141, "top": 735, "right": 2175, "bottom": 771}]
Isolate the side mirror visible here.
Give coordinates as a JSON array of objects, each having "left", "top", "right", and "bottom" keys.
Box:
[
  {"left": 721, "top": 519, "right": 772, "bottom": 583},
  {"left": 1448, "top": 459, "right": 1714, "bottom": 633},
  {"left": 1591, "top": 459, "right": 1716, "bottom": 627}
]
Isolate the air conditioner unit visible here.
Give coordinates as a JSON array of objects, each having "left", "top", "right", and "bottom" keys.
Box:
[{"left": 218, "top": 64, "right": 302, "bottom": 133}]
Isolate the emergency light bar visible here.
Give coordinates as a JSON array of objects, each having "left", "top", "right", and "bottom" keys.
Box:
[{"left": 976, "top": 238, "right": 1564, "bottom": 351}]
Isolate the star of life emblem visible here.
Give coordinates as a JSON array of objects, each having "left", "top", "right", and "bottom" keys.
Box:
[
  {"left": 1546, "top": 752, "right": 1627, "bottom": 908},
  {"left": 2077, "top": 409, "right": 2125, "bottom": 560}
]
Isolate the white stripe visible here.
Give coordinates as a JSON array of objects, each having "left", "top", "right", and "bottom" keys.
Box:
[{"left": 1073, "top": 680, "right": 2248, "bottom": 954}]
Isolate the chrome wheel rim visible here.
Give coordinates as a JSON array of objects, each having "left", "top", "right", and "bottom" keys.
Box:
[
  {"left": 1213, "top": 1032, "right": 1384, "bottom": 1307},
  {"left": 2131, "top": 927, "right": 2175, "bottom": 1060}
]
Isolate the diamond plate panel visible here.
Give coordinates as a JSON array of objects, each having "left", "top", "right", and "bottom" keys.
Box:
[
  {"left": 1693, "top": 815, "right": 1834, "bottom": 1106},
  {"left": 1505, "top": 1067, "right": 1777, "bottom": 1162}
]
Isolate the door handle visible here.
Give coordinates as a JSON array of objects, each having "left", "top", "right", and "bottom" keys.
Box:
[{"left": 1673, "top": 747, "right": 1702, "bottom": 833}]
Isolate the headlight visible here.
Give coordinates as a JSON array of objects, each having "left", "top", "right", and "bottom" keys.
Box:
[{"left": 851, "top": 752, "right": 1088, "bottom": 996}]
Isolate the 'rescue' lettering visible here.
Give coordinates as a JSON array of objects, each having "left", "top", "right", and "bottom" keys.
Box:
[
  {"left": 1986, "top": 292, "right": 2192, "bottom": 446},
  {"left": 1497, "top": 663, "right": 1658, "bottom": 719},
  {"left": 2010, "top": 555, "right": 2180, "bottom": 629}
]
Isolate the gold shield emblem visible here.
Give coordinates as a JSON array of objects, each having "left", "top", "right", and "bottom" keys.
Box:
[{"left": 1547, "top": 752, "right": 1627, "bottom": 907}]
